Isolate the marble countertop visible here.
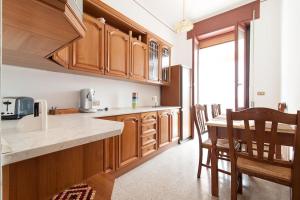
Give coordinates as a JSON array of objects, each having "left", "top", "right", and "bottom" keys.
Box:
[{"left": 1, "top": 106, "right": 180, "bottom": 166}]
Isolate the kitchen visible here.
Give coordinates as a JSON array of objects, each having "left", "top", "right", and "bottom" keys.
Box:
[
  {"left": 1, "top": 0, "right": 191, "bottom": 199},
  {"left": 1, "top": 0, "right": 300, "bottom": 200}
]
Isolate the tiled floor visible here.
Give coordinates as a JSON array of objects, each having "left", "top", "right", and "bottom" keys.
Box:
[{"left": 112, "top": 137, "right": 290, "bottom": 200}]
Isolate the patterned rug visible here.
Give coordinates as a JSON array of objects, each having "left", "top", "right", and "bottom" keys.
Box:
[{"left": 52, "top": 183, "right": 96, "bottom": 200}]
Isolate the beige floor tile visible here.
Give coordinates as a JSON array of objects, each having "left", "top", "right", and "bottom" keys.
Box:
[{"left": 112, "top": 137, "right": 290, "bottom": 200}]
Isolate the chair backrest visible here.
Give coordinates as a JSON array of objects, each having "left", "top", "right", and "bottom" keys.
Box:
[
  {"left": 278, "top": 102, "right": 287, "bottom": 112},
  {"left": 194, "top": 104, "right": 209, "bottom": 143},
  {"left": 211, "top": 104, "right": 221, "bottom": 118},
  {"left": 226, "top": 108, "right": 300, "bottom": 168}
]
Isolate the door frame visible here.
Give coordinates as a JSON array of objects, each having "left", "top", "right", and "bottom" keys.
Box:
[
  {"left": 195, "top": 25, "right": 250, "bottom": 111},
  {"left": 235, "top": 23, "right": 250, "bottom": 110}
]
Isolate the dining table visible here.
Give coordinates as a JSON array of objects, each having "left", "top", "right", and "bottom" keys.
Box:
[{"left": 205, "top": 114, "right": 298, "bottom": 197}]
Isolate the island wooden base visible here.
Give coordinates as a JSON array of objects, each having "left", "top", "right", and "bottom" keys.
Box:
[{"left": 2, "top": 140, "right": 109, "bottom": 200}]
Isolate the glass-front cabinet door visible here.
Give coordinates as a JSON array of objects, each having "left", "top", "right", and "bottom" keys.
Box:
[
  {"left": 148, "top": 39, "right": 159, "bottom": 82},
  {"left": 161, "top": 45, "right": 171, "bottom": 84}
]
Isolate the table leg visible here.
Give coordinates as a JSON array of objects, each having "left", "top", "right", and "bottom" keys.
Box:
[{"left": 209, "top": 126, "right": 219, "bottom": 197}]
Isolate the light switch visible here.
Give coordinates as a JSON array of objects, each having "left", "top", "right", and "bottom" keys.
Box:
[{"left": 257, "top": 91, "right": 266, "bottom": 96}]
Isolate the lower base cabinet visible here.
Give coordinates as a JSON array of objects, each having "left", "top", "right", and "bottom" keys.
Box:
[
  {"left": 101, "top": 109, "right": 180, "bottom": 174},
  {"left": 158, "top": 110, "right": 172, "bottom": 147},
  {"left": 141, "top": 112, "right": 158, "bottom": 157},
  {"left": 116, "top": 114, "right": 140, "bottom": 168}
]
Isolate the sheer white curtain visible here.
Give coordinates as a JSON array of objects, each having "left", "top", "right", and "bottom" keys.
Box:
[{"left": 198, "top": 41, "right": 235, "bottom": 116}]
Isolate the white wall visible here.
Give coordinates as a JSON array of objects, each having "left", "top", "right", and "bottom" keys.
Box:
[
  {"left": 2, "top": 65, "right": 160, "bottom": 109},
  {"left": 281, "top": 0, "right": 300, "bottom": 113},
  {"left": 102, "top": 0, "right": 176, "bottom": 45},
  {"left": 172, "top": 32, "right": 193, "bottom": 68},
  {"left": 250, "top": 0, "right": 282, "bottom": 108}
]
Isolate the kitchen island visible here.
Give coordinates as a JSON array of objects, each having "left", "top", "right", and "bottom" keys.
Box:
[{"left": 1, "top": 106, "right": 181, "bottom": 200}]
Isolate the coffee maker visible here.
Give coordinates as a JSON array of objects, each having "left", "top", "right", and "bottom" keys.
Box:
[{"left": 79, "top": 89, "right": 98, "bottom": 113}]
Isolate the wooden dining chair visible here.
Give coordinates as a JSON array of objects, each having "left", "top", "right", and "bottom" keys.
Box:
[
  {"left": 276, "top": 102, "right": 287, "bottom": 159},
  {"left": 226, "top": 108, "right": 300, "bottom": 200},
  {"left": 211, "top": 104, "right": 221, "bottom": 118},
  {"left": 194, "top": 104, "right": 231, "bottom": 178},
  {"left": 278, "top": 102, "right": 287, "bottom": 112}
]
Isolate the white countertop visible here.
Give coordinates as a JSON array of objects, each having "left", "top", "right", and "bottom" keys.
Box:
[{"left": 1, "top": 106, "right": 180, "bottom": 166}]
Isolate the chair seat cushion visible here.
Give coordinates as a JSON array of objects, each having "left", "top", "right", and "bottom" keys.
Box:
[
  {"left": 237, "top": 157, "right": 291, "bottom": 185},
  {"left": 202, "top": 138, "right": 230, "bottom": 150}
]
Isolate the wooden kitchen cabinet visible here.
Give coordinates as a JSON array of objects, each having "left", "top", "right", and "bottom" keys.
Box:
[
  {"left": 52, "top": 45, "right": 71, "bottom": 68},
  {"left": 160, "top": 44, "right": 171, "bottom": 85},
  {"left": 116, "top": 114, "right": 140, "bottom": 168},
  {"left": 99, "top": 116, "right": 117, "bottom": 173},
  {"left": 170, "top": 109, "right": 180, "bottom": 142},
  {"left": 130, "top": 38, "right": 148, "bottom": 81},
  {"left": 71, "top": 14, "right": 105, "bottom": 73},
  {"left": 105, "top": 25, "right": 130, "bottom": 78},
  {"left": 141, "top": 112, "right": 158, "bottom": 157},
  {"left": 3, "top": 0, "right": 86, "bottom": 68},
  {"left": 103, "top": 137, "right": 116, "bottom": 173},
  {"left": 158, "top": 110, "right": 172, "bottom": 147},
  {"left": 148, "top": 36, "right": 160, "bottom": 83}
]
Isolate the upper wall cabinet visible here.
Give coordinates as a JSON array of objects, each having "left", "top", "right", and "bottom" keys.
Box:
[
  {"left": 50, "top": 1, "right": 173, "bottom": 85},
  {"left": 105, "top": 25, "right": 130, "bottom": 78},
  {"left": 3, "top": 0, "right": 86, "bottom": 68},
  {"left": 148, "top": 36, "right": 160, "bottom": 83},
  {"left": 130, "top": 38, "right": 148, "bottom": 81},
  {"left": 52, "top": 45, "right": 71, "bottom": 69},
  {"left": 160, "top": 45, "right": 171, "bottom": 85},
  {"left": 71, "top": 14, "right": 105, "bottom": 73}
]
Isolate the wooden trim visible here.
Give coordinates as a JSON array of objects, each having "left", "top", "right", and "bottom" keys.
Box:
[
  {"left": 191, "top": 38, "right": 199, "bottom": 139},
  {"left": 187, "top": 0, "right": 260, "bottom": 39},
  {"left": 234, "top": 25, "right": 239, "bottom": 110},
  {"left": 199, "top": 31, "right": 235, "bottom": 49}
]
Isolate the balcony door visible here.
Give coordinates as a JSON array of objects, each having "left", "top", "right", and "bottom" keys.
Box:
[
  {"left": 235, "top": 24, "right": 249, "bottom": 110},
  {"left": 198, "top": 26, "right": 249, "bottom": 111}
]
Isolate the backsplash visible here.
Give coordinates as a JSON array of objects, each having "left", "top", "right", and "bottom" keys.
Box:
[{"left": 2, "top": 65, "right": 160, "bottom": 109}]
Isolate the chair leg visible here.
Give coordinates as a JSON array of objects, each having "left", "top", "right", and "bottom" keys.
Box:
[
  {"left": 237, "top": 172, "right": 243, "bottom": 194},
  {"left": 206, "top": 149, "right": 211, "bottom": 165},
  {"left": 276, "top": 145, "right": 282, "bottom": 159},
  {"left": 231, "top": 170, "right": 238, "bottom": 200},
  {"left": 197, "top": 147, "right": 203, "bottom": 178}
]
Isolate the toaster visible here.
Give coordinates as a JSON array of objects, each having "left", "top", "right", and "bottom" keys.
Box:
[{"left": 1, "top": 97, "right": 34, "bottom": 120}]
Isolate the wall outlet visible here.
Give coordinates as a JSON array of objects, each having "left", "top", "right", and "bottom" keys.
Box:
[{"left": 257, "top": 91, "right": 266, "bottom": 96}]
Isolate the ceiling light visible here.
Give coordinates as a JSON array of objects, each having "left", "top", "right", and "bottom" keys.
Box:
[{"left": 175, "top": 0, "right": 193, "bottom": 33}]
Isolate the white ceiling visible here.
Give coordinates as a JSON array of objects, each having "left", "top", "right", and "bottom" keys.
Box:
[{"left": 133, "top": 0, "right": 255, "bottom": 31}]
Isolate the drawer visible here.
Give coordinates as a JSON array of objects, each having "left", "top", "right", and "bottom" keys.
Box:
[
  {"left": 142, "top": 123, "right": 157, "bottom": 133},
  {"left": 142, "top": 132, "right": 156, "bottom": 146},
  {"left": 141, "top": 142, "right": 157, "bottom": 157}
]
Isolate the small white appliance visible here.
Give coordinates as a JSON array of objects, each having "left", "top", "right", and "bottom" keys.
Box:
[{"left": 79, "top": 89, "right": 99, "bottom": 113}]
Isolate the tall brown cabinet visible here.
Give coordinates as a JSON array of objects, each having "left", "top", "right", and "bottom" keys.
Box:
[{"left": 161, "top": 65, "right": 193, "bottom": 142}]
